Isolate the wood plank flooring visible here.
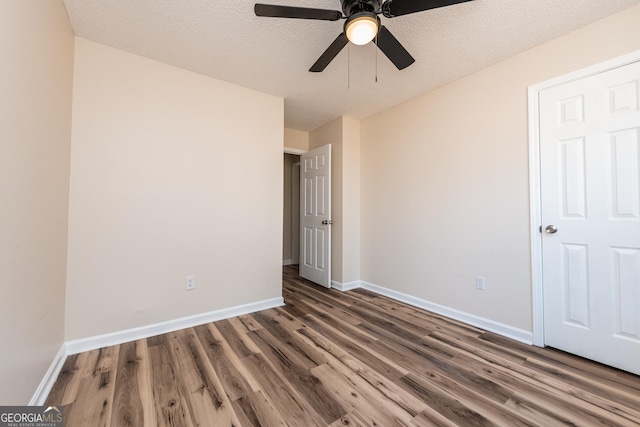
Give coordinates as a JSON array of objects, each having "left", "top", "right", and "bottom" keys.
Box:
[{"left": 46, "top": 266, "right": 640, "bottom": 426}]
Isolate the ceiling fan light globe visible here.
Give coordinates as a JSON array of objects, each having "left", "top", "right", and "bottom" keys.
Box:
[{"left": 345, "top": 15, "right": 379, "bottom": 45}]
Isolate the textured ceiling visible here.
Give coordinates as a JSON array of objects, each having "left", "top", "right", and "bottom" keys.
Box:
[{"left": 62, "top": 0, "right": 640, "bottom": 131}]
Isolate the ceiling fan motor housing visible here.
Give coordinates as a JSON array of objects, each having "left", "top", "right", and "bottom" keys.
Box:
[{"left": 341, "top": 0, "right": 382, "bottom": 16}]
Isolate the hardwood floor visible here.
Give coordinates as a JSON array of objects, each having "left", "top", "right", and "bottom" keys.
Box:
[{"left": 46, "top": 266, "right": 640, "bottom": 426}]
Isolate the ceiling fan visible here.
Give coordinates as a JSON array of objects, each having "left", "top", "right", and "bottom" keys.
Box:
[{"left": 254, "top": 0, "right": 474, "bottom": 72}]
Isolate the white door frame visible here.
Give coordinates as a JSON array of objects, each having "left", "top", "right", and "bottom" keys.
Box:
[{"left": 528, "top": 50, "right": 640, "bottom": 347}]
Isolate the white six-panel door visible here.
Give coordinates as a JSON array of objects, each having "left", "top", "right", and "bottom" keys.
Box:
[
  {"left": 299, "top": 144, "right": 331, "bottom": 287},
  {"left": 540, "top": 61, "right": 640, "bottom": 375}
]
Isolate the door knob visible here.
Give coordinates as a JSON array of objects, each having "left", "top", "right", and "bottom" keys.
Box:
[
  {"left": 545, "top": 225, "right": 558, "bottom": 234},
  {"left": 321, "top": 220, "right": 333, "bottom": 225}
]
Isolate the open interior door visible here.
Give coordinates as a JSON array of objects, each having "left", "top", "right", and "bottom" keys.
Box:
[{"left": 299, "top": 144, "right": 331, "bottom": 287}]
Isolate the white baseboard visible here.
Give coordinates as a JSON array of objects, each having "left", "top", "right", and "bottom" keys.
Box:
[
  {"left": 31, "top": 296, "right": 284, "bottom": 404},
  {"left": 333, "top": 279, "right": 532, "bottom": 345},
  {"left": 34, "top": 281, "right": 533, "bottom": 404},
  {"left": 32, "top": 296, "right": 284, "bottom": 404},
  {"left": 65, "top": 297, "right": 284, "bottom": 355},
  {"left": 282, "top": 259, "right": 293, "bottom": 266},
  {"left": 30, "top": 344, "right": 68, "bottom": 406},
  {"left": 360, "top": 281, "right": 533, "bottom": 344},
  {"left": 331, "top": 280, "right": 362, "bottom": 292}
]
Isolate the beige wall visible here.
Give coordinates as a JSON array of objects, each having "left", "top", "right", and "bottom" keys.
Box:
[
  {"left": 341, "top": 117, "right": 361, "bottom": 284},
  {"left": 65, "top": 38, "right": 284, "bottom": 340},
  {"left": 360, "top": 4, "right": 640, "bottom": 331},
  {"left": 0, "top": 1, "right": 74, "bottom": 404},
  {"left": 284, "top": 128, "right": 309, "bottom": 152}
]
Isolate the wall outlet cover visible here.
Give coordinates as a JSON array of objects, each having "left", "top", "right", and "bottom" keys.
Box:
[{"left": 186, "top": 275, "right": 196, "bottom": 290}]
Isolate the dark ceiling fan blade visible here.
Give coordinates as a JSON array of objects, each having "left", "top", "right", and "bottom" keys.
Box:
[
  {"left": 376, "top": 26, "right": 415, "bottom": 70},
  {"left": 255, "top": 4, "right": 342, "bottom": 21},
  {"left": 309, "top": 33, "right": 349, "bottom": 72},
  {"left": 382, "top": 0, "right": 474, "bottom": 18}
]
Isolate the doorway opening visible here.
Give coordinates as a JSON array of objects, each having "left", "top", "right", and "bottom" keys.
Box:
[{"left": 283, "top": 153, "right": 301, "bottom": 267}]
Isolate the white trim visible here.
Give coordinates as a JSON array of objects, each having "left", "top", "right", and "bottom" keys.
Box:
[
  {"left": 331, "top": 280, "right": 362, "bottom": 292},
  {"left": 529, "top": 50, "right": 640, "bottom": 94},
  {"left": 528, "top": 83, "right": 545, "bottom": 347},
  {"left": 65, "top": 297, "right": 284, "bottom": 355},
  {"left": 527, "top": 50, "right": 640, "bottom": 348},
  {"left": 360, "top": 281, "right": 533, "bottom": 345},
  {"left": 29, "top": 344, "right": 67, "bottom": 406},
  {"left": 283, "top": 259, "right": 292, "bottom": 266},
  {"left": 284, "top": 147, "right": 307, "bottom": 155}
]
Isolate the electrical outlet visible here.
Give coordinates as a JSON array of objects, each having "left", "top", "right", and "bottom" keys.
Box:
[
  {"left": 186, "top": 275, "right": 196, "bottom": 291},
  {"left": 476, "top": 276, "right": 486, "bottom": 291}
]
